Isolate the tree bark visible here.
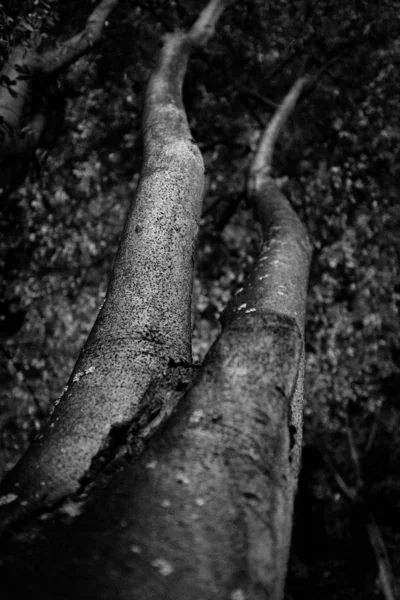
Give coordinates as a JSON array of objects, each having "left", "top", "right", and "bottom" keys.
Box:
[
  {"left": 0, "top": 0, "right": 231, "bottom": 534},
  {"left": 0, "top": 54, "right": 311, "bottom": 598}
]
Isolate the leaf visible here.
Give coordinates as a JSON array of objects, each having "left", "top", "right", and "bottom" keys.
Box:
[
  {"left": 7, "top": 86, "right": 18, "bottom": 98},
  {"left": 19, "top": 21, "right": 34, "bottom": 32},
  {"left": 14, "top": 63, "right": 31, "bottom": 75}
]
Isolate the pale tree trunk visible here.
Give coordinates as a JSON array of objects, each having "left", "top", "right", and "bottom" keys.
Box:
[
  {"left": 0, "top": 3, "right": 312, "bottom": 598},
  {"left": 38, "top": 78, "right": 309, "bottom": 600},
  {"left": 0, "top": 0, "right": 119, "bottom": 193}
]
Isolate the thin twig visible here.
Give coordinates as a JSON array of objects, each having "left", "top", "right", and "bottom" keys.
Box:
[
  {"left": 238, "top": 86, "right": 278, "bottom": 110},
  {"left": 364, "top": 406, "right": 381, "bottom": 456},
  {"left": 345, "top": 412, "right": 363, "bottom": 488},
  {"left": 319, "top": 448, "right": 357, "bottom": 502},
  {"left": 366, "top": 512, "right": 396, "bottom": 600}
]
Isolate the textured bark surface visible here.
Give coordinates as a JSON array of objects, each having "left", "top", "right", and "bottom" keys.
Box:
[
  {"left": 0, "top": 313, "right": 302, "bottom": 600},
  {"left": 245, "top": 77, "right": 310, "bottom": 481},
  {"left": 0, "top": 4, "right": 208, "bottom": 532},
  {"left": 0, "top": 5, "right": 310, "bottom": 599},
  {"left": 0, "top": 74, "right": 311, "bottom": 600}
]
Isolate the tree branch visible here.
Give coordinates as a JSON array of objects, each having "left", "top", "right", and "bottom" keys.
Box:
[
  {"left": 0, "top": 0, "right": 229, "bottom": 540},
  {"left": 188, "top": 0, "right": 231, "bottom": 46},
  {"left": 238, "top": 85, "right": 279, "bottom": 110},
  {"left": 250, "top": 77, "right": 308, "bottom": 181},
  {"left": 39, "top": 0, "right": 120, "bottom": 74},
  {"left": 0, "top": 0, "right": 119, "bottom": 159}
]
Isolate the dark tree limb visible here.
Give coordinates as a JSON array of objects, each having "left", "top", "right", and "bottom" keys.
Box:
[
  {"left": 38, "top": 0, "right": 119, "bottom": 74},
  {"left": 0, "top": 0, "right": 119, "bottom": 163},
  {"left": 321, "top": 405, "right": 396, "bottom": 600},
  {"left": 238, "top": 85, "right": 279, "bottom": 110}
]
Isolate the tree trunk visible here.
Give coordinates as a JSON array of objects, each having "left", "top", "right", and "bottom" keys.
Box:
[
  {"left": 0, "top": 4, "right": 311, "bottom": 599},
  {"left": 0, "top": 0, "right": 228, "bottom": 535}
]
